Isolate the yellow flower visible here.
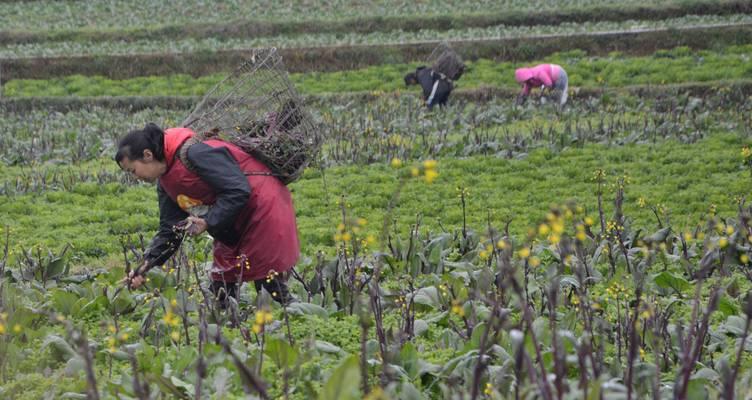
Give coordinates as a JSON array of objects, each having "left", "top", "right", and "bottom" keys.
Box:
[
  {"left": 357, "top": 218, "right": 367, "bottom": 226},
  {"left": 252, "top": 323, "right": 262, "bottom": 334},
  {"left": 0, "top": 324, "right": 5, "bottom": 334},
  {"left": 484, "top": 382, "right": 493, "bottom": 395},
  {"left": 538, "top": 224, "right": 550, "bottom": 236},
  {"left": 390, "top": 158, "right": 402, "bottom": 168},
  {"left": 576, "top": 231, "right": 587, "bottom": 241},
  {"left": 366, "top": 235, "right": 377, "bottom": 245},
  {"left": 264, "top": 312, "right": 273, "bottom": 324},
  {"left": 496, "top": 240, "right": 507, "bottom": 249},
  {"left": 551, "top": 222, "right": 564, "bottom": 235},
  {"left": 719, "top": 237, "right": 729, "bottom": 249},
  {"left": 119, "top": 333, "right": 129, "bottom": 341},
  {"left": 726, "top": 225, "right": 735, "bottom": 235},
  {"left": 741, "top": 254, "right": 749, "bottom": 264},
  {"left": 255, "top": 312, "right": 265, "bottom": 325},
  {"left": 411, "top": 167, "right": 420, "bottom": 177},
  {"left": 170, "top": 331, "right": 180, "bottom": 341},
  {"left": 584, "top": 217, "right": 594, "bottom": 226},
  {"left": 423, "top": 159, "right": 437, "bottom": 170},
  {"left": 342, "top": 232, "right": 352, "bottom": 242},
  {"left": 12, "top": 324, "right": 22, "bottom": 334},
  {"left": 424, "top": 169, "right": 439, "bottom": 184},
  {"left": 548, "top": 234, "right": 561, "bottom": 245},
  {"left": 529, "top": 256, "right": 541, "bottom": 267},
  {"left": 742, "top": 146, "right": 752, "bottom": 159},
  {"left": 170, "top": 299, "right": 178, "bottom": 307},
  {"left": 451, "top": 303, "right": 465, "bottom": 317},
  {"left": 683, "top": 232, "right": 693, "bottom": 242},
  {"left": 518, "top": 248, "right": 531, "bottom": 259},
  {"left": 108, "top": 325, "right": 117, "bottom": 334}
]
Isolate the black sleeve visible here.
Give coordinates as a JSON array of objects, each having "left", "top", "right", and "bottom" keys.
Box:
[
  {"left": 145, "top": 184, "right": 188, "bottom": 266},
  {"left": 186, "top": 143, "right": 251, "bottom": 234}
]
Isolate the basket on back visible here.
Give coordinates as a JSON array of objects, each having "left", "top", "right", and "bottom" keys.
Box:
[
  {"left": 428, "top": 42, "right": 465, "bottom": 81},
  {"left": 181, "top": 47, "right": 321, "bottom": 185}
]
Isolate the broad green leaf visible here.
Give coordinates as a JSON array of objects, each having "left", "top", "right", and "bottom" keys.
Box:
[
  {"left": 318, "top": 355, "right": 361, "bottom": 400},
  {"left": 286, "top": 302, "right": 329, "bottom": 318},
  {"left": 315, "top": 340, "right": 343, "bottom": 354},
  {"left": 412, "top": 286, "right": 440, "bottom": 309},
  {"left": 653, "top": 271, "right": 690, "bottom": 294},
  {"left": 45, "top": 257, "right": 67, "bottom": 280},
  {"left": 265, "top": 337, "right": 299, "bottom": 369},
  {"left": 42, "top": 334, "right": 77, "bottom": 362}
]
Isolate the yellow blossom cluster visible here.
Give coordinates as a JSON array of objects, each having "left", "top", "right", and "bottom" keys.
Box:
[
  {"left": 0, "top": 312, "right": 7, "bottom": 335},
  {"left": 105, "top": 324, "right": 130, "bottom": 353},
  {"left": 252, "top": 308, "right": 274, "bottom": 334},
  {"left": 450, "top": 301, "right": 465, "bottom": 317},
  {"left": 234, "top": 255, "right": 252, "bottom": 271},
  {"left": 394, "top": 296, "right": 408, "bottom": 311},
  {"left": 333, "top": 215, "right": 373, "bottom": 248},
  {"left": 163, "top": 308, "right": 180, "bottom": 328},
  {"left": 605, "top": 282, "right": 629, "bottom": 300},
  {"left": 393, "top": 158, "right": 439, "bottom": 183}
]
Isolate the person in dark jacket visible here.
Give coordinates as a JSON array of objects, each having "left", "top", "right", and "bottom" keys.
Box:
[
  {"left": 115, "top": 123, "right": 299, "bottom": 305},
  {"left": 404, "top": 66, "right": 454, "bottom": 110}
]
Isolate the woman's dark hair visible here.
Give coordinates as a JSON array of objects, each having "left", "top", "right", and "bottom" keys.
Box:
[
  {"left": 404, "top": 72, "right": 418, "bottom": 86},
  {"left": 115, "top": 123, "right": 166, "bottom": 164}
]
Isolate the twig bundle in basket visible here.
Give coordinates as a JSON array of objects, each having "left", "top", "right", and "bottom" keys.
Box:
[
  {"left": 181, "top": 48, "right": 320, "bottom": 184},
  {"left": 428, "top": 42, "right": 465, "bottom": 81}
]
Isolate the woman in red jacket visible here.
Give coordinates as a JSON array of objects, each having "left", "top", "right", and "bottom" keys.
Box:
[{"left": 115, "top": 123, "right": 299, "bottom": 305}]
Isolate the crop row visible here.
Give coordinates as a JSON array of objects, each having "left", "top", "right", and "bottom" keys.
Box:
[
  {"left": 2, "top": 24, "right": 749, "bottom": 82},
  {"left": 1, "top": 87, "right": 749, "bottom": 183},
  {"left": 0, "top": 0, "right": 684, "bottom": 32},
  {"left": 3, "top": 44, "right": 751, "bottom": 98},
  {"left": 2, "top": 79, "right": 751, "bottom": 114},
  {"left": 1, "top": 14, "right": 749, "bottom": 59}
]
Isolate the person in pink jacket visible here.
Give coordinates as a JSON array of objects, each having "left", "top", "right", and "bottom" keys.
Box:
[{"left": 514, "top": 64, "right": 568, "bottom": 106}]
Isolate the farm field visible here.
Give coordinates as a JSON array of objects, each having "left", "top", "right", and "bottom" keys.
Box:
[{"left": 1, "top": 1, "right": 752, "bottom": 399}]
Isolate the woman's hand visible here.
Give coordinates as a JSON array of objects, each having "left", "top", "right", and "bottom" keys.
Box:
[
  {"left": 182, "top": 216, "right": 208, "bottom": 236},
  {"left": 126, "top": 260, "right": 149, "bottom": 289}
]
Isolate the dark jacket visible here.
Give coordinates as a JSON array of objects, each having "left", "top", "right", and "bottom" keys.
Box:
[{"left": 415, "top": 66, "right": 453, "bottom": 109}]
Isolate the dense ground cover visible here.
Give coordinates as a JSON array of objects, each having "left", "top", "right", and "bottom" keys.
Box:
[{"left": 2, "top": 1, "right": 752, "bottom": 398}]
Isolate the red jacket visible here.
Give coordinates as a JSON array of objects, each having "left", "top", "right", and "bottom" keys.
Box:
[{"left": 150, "top": 127, "right": 299, "bottom": 282}]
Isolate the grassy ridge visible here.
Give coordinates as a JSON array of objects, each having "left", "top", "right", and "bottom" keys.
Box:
[{"left": 1, "top": 24, "right": 749, "bottom": 82}]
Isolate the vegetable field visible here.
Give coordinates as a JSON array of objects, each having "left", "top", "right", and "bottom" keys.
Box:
[{"left": 1, "top": 1, "right": 751, "bottom": 399}]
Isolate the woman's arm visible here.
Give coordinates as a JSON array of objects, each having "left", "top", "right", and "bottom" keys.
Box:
[
  {"left": 186, "top": 143, "right": 251, "bottom": 241},
  {"left": 144, "top": 184, "right": 189, "bottom": 266}
]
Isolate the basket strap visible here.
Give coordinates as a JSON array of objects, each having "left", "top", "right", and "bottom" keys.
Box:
[
  {"left": 175, "top": 136, "right": 202, "bottom": 174},
  {"left": 176, "top": 136, "right": 290, "bottom": 183}
]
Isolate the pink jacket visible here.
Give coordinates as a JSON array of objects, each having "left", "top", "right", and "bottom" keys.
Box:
[{"left": 515, "top": 64, "right": 563, "bottom": 95}]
